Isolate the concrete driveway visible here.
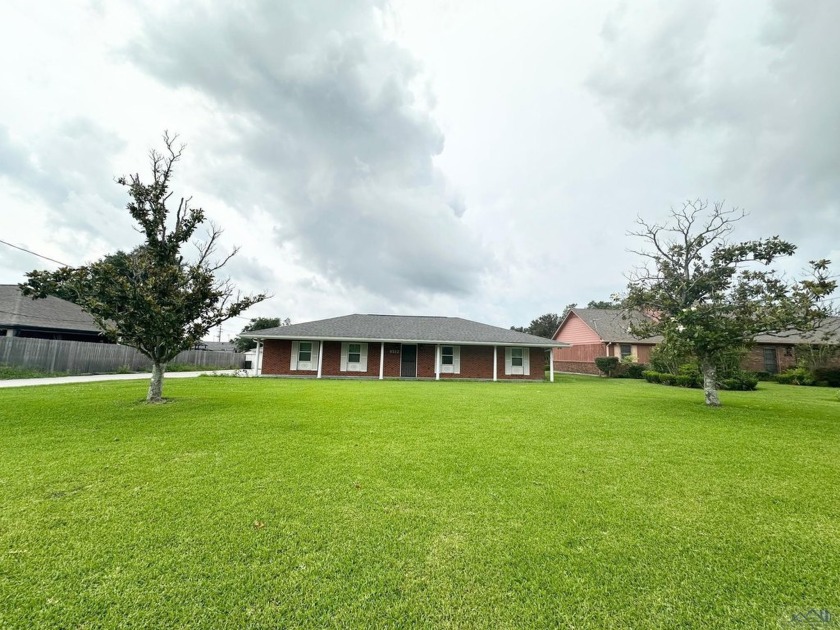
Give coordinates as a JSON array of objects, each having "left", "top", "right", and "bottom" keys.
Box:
[{"left": 0, "top": 370, "right": 241, "bottom": 388}]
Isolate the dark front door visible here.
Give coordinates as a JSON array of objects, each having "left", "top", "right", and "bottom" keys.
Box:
[
  {"left": 763, "top": 347, "right": 778, "bottom": 374},
  {"left": 401, "top": 344, "right": 417, "bottom": 378}
]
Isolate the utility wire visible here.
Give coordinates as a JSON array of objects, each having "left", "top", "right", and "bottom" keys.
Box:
[{"left": 0, "top": 239, "right": 69, "bottom": 267}]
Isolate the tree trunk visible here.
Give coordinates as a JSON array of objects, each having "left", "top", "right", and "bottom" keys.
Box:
[
  {"left": 700, "top": 358, "right": 721, "bottom": 407},
  {"left": 147, "top": 361, "right": 166, "bottom": 403}
]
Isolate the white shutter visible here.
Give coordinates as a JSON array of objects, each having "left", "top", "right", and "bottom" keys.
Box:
[
  {"left": 360, "top": 343, "right": 368, "bottom": 372},
  {"left": 290, "top": 341, "right": 299, "bottom": 371},
  {"left": 310, "top": 342, "right": 320, "bottom": 372},
  {"left": 523, "top": 348, "right": 530, "bottom": 376},
  {"left": 340, "top": 343, "right": 349, "bottom": 372},
  {"left": 504, "top": 347, "right": 512, "bottom": 375},
  {"left": 453, "top": 346, "right": 461, "bottom": 374}
]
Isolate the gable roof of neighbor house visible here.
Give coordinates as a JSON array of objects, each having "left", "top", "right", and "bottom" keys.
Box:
[
  {"left": 555, "top": 308, "right": 663, "bottom": 344},
  {"left": 753, "top": 317, "right": 840, "bottom": 345},
  {"left": 242, "top": 314, "right": 567, "bottom": 347},
  {"left": 556, "top": 307, "right": 839, "bottom": 346},
  {"left": 0, "top": 284, "right": 102, "bottom": 334}
]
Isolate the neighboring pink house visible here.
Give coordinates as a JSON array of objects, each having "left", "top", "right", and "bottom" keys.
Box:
[
  {"left": 551, "top": 308, "right": 661, "bottom": 375},
  {"left": 552, "top": 307, "right": 840, "bottom": 375}
]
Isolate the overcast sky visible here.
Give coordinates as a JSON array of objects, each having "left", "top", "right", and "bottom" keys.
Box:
[{"left": 1, "top": 0, "right": 837, "bottom": 338}]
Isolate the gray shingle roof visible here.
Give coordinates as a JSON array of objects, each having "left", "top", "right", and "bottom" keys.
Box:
[
  {"left": 754, "top": 317, "right": 840, "bottom": 345},
  {"left": 0, "top": 285, "right": 102, "bottom": 334},
  {"left": 242, "top": 314, "right": 566, "bottom": 347},
  {"left": 565, "top": 308, "right": 663, "bottom": 343},
  {"left": 566, "top": 307, "right": 839, "bottom": 345}
]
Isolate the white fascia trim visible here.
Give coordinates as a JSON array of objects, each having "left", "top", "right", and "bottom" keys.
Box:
[{"left": 243, "top": 335, "right": 568, "bottom": 348}]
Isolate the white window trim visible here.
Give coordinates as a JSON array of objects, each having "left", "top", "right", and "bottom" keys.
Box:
[
  {"left": 340, "top": 342, "right": 368, "bottom": 372},
  {"left": 290, "top": 340, "right": 319, "bottom": 371},
  {"left": 439, "top": 345, "right": 460, "bottom": 374},
  {"left": 504, "top": 347, "right": 530, "bottom": 376}
]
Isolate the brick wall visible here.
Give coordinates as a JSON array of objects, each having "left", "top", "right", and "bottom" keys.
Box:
[
  {"left": 553, "top": 360, "right": 601, "bottom": 375},
  {"left": 261, "top": 340, "right": 544, "bottom": 380},
  {"left": 742, "top": 344, "right": 797, "bottom": 373},
  {"left": 261, "top": 339, "right": 298, "bottom": 375}
]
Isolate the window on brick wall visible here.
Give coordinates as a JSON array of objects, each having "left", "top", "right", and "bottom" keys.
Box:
[
  {"left": 290, "top": 341, "right": 318, "bottom": 370},
  {"left": 505, "top": 347, "right": 529, "bottom": 375},
  {"left": 341, "top": 342, "right": 368, "bottom": 372},
  {"left": 620, "top": 344, "right": 632, "bottom": 359},
  {"left": 440, "top": 346, "right": 460, "bottom": 374}
]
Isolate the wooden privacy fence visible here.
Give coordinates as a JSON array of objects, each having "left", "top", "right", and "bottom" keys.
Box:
[{"left": 0, "top": 337, "right": 243, "bottom": 374}]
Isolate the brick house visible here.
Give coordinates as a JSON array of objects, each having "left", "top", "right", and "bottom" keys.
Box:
[
  {"left": 242, "top": 314, "right": 567, "bottom": 381},
  {"left": 747, "top": 322, "right": 840, "bottom": 373},
  {"left": 552, "top": 307, "right": 840, "bottom": 375},
  {"left": 551, "top": 308, "right": 661, "bottom": 375}
]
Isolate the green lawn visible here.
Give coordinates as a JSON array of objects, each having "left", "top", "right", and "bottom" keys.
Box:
[{"left": 1, "top": 377, "right": 838, "bottom": 628}]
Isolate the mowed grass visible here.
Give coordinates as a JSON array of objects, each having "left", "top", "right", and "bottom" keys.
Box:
[{"left": 0, "top": 377, "right": 838, "bottom": 628}]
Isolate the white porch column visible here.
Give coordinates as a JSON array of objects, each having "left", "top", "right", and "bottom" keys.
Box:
[
  {"left": 317, "top": 340, "right": 324, "bottom": 379},
  {"left": 379, "top": 342, "right": 385, "bottom": 380},
  {"left": 435, "top": 344, "right": 441, "bottom": 380},
  {"left": 549, "top": 350, "right": 555, "bottom": 383},
  {"left": 493, "top": 345, "right": 498, "bottom": 382},
  {"left": 255, "top": 340, "right": 263, "bottom": 376}
]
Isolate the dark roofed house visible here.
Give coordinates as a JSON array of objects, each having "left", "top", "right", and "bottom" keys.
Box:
[
  {"left": 0, "top": 285, "right": 107, "bottom": 342},
  {"left": 194, "top": 341, "right": 237, "bottom": 353},
  {"left": 241, "top": 314, "right": 567, "bottom": 381},
  {"left": 747, "top": 317, "right": 840, "bottom": 374}
]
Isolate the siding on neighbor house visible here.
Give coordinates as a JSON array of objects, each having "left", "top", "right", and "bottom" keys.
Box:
[
  {"left": 555, "top": 313, "right": 602, "bottom": 344},
  {"left": 609, "top": 343, "right": 655, "bottom": 363},
  {"left": 553, "top": 343, "right": 608, "bottom": 364},
  {"left": 261, "top": 340, "right": 543, "bottom": 380}
]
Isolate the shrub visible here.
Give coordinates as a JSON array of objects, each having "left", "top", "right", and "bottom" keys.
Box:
[
  {"left": 660, "top": 373, "right": 677, "bottom": 386},
  {"left": 623, "top": 363, "right": 648, "bottom": 379},
  {"left": 721, "top": 373, "right": 758, "bottom": 391},
  {"left": 752, "top": 371, "right": 773, "bottom": 381},
  {"left": 676, "top": 363, "right": 701, "bottom": 388},
  {"left": 643, "top": 370, "right": 661, "bottom": 383},
  {"left": 594, "top": 357, "right": 620, "bottom": 377},
  {"left": 675, "top": 375, "right": 700, "bottom": 388},
  {"left": 813, "top": 367, "right": 840, "bottom": 387},
  {"left": 775, "top": 367, "right": 815, "bottom": 386},
  {"left": 649, "top": 341, "right": 693, "bottom": 375}
]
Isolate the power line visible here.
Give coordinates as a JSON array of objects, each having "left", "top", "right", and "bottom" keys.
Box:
[{"left": 0, "top": 239, "right": 69, "bottom": 267}]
